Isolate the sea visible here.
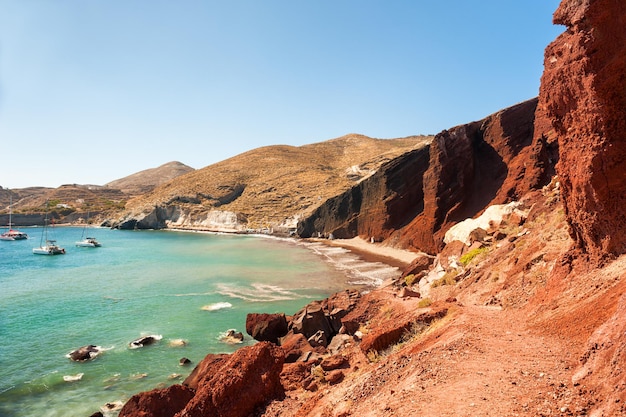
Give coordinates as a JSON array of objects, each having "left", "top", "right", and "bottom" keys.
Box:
[{"left": 0, "top": 226, "right": 401, "bottom": 417}]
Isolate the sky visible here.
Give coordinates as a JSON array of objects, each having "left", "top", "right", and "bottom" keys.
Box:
[{"left": 0, "top": 1, "right": 564, "bottom": 189}]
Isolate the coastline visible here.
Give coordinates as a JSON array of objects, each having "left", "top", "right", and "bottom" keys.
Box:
[
  {"left": 167, "top": 228, "right": 419, "bottom": 270},
  {"left": 306, "top": 236, "right": 420, "bottom": 270}
]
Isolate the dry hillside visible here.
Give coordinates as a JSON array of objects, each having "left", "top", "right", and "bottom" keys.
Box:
[{"left": 120, "top": 134, "right": 431, "bottom": 230}]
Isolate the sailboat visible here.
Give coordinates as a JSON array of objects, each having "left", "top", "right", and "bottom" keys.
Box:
[
  {"left": 0, "top": 194, "right": 28, "bottom": 241},
  {"left": 75, "top": 213, "right": 101, "bottom": 248},
  {"left": 33, "top": 203, "right": 65, "bottom": 255}
]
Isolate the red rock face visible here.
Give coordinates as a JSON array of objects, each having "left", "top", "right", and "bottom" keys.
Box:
[
  {"left": 536, "top": 0, "right": 626, "bottom": 260},
  {"left": 298, "top": 99, "right": 556, "bottom": 254},
  {"left": 397, "top": 99, "right": 556, "bottom": 253}
]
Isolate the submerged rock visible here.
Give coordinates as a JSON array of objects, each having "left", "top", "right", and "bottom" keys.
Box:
[
  {"left": 129, "top": 335, "right": 162, "bottom": 349},
  {"left": 66, "top": 345, "right": 102, "bottom": 362}
]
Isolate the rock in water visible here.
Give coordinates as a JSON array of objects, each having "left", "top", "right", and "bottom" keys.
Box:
[
  {"left": 129, "top": 334, "right": 162, "bottom": 349},
  {"left": 67, "top": 345, "right": 102, "bottom": 362}
]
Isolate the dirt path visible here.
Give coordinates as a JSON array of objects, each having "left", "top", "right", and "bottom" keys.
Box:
[{"left": 281, "top": 304, "right": 586, "bottom": 417}]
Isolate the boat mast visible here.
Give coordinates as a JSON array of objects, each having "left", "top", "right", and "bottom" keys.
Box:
[{"left": 7, "top": 194, "right": 12, "bottom": 229}]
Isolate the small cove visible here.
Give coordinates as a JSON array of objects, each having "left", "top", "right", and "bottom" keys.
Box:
[{"left": 0, "top": 227, "right": 401, "bottom": 417}]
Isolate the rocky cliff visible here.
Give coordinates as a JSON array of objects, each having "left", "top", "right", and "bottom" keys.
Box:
[
  {"left": 536, "top": 0, "right": 626, "bottom": 262},
  {"left": 299, "top": 98, "right": 558, "bottom": 254}
]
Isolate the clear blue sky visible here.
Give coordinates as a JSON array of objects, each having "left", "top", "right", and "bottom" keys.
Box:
[{"left": 0, "top": 1, "right": 563, "bottom": 189}]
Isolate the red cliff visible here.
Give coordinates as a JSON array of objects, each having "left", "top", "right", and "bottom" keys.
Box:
[
  {"left": 299, "top": 98, "right": 557, "bottom": 254},
  {"left": 536, "top": 0, "right": 626, "bottom": 262}
]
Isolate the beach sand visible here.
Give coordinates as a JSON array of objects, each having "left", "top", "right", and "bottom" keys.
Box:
[{"left": 310, "top": 236, "right": 421, "bottom": 269}]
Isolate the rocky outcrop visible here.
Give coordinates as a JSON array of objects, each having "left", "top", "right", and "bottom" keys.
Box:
[
  {"left": 112, "top": 206, "right": 243, "bottom": 231},
  {"left": 119, "top": 342, "right": 284, "bottom": 417},
  {"left": 535, "top": 0, "right": 626, "bottom": 262},
  {"left": 287, "top": 290, "right": 361, "bottom": 345},
  {"left": 299, "top": 98, "right": 557, "bottom": 254}
]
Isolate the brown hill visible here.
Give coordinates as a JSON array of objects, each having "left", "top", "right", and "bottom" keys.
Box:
[
  {"left": 113, "top": 134, "right": 431, "bottom": 231},
  {"left": 105, "top": 161, "right": 195, "bottom": 196}
]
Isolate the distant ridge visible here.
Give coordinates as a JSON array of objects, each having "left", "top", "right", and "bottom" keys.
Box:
[
  {"left": 0, "top": 161, "right": 194, "bottom": 221},
  {"left": 105, "top": 161, "right": 195, "bottom": 196},
  {"left": 116, "top": 134, "right": 430, "bottom": 231}
]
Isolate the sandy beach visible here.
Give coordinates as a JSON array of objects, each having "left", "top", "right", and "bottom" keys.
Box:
[{"left": 309, "top": 236, "right": 423, "bottom": 269}]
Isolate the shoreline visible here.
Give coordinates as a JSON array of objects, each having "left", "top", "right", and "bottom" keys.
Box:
[
  {"left": 306, "top": 236, "right": 420, "bottom": 270},
  {"left": 166, "top": 227, "right": 419, "bottom": 270}
]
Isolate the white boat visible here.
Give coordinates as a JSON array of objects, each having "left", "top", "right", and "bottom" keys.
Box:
[
  {"left": 33, "top": 240, "right": 66, "bottom": 255},
  {"left": 75, "top": 213, "right": 101, "bottom": 247},
  {"left": 76, "top": 236, "right": 101, "bottom": 247},
  {"left": 1, "top": 194, "right": 28, "bottom": 241},
  {"left": 33, "top": 204, "right": 65, "bottom": 255}
]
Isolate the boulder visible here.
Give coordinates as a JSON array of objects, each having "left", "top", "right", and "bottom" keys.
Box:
[
  {"left": 118, "top": 384, "right": 195, "bottom": 417},
  {"left": 290, "top": 302, "right": 333, "bottom": 343},
  {"left": 178, "top": 342, "right": 285, "bottom": 417},
  {"left": 280, "top": 332, "right": 317, "bottom": 363},
  {"left": 129, "top": 335, "right": 162, "bottom": 349},
  {"left": 324, "top": 370, "right": 344, "bottom": 385},
  {"left": 220, "top": 329, "right": 244, "bottom": 344},
  {"left": 397, "top": 287, "right": 421, "bottom": 299},
  {"left": 245, "top": 313, "right": 288, "bottom": 344},
  {"left": 319, "top": 355, "right": 348, "bottom": 372},
  {"left": 288, "top": 290, "right": 361, "bottom": 347},
  {"left": 307, "top": 329, "right": 328, "bottom": 348},
  {"left": 327, "top": 334, "right": 353, "bottom": 355}
]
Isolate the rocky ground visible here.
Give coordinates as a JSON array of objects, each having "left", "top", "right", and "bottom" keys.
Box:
[{"left": 257, "top": 183, "right": 622, "bottom": 417}]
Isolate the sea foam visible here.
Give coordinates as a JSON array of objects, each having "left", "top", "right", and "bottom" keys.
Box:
[{"left": 201, "top": 302, "right": 233, "bottom": 311}]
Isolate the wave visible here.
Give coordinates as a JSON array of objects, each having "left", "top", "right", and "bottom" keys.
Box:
[
  {"left": 62, "top": 373, "right": 84, "bottom": 382},
  {"left": 299, "top": 241, "right": 401, "bottom": 287},
  {"left": 216, "top": 283, "right": 302, "bottom": 302},
  {"left": 201, "top": 301, "right": 233, "bottom": 311}
]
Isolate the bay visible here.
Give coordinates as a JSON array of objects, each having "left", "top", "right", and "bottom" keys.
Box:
[{"left": 0, "top": 226, "right": 397, "bottom": 416}]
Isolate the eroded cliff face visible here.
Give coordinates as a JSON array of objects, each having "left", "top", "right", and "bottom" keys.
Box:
[
  {"left": 300, "top": 98, "right": 557, "bottom": 254},
  {"left": 536, "top": 0, "right": 626, "bottom": 261},
  {"left": 297, "top": 145, "right": 430, "bottom": 240}
]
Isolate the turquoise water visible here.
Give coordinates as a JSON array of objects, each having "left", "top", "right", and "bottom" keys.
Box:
[{"left": 0, "top": 227, "right": 367, "bottom": 417}]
